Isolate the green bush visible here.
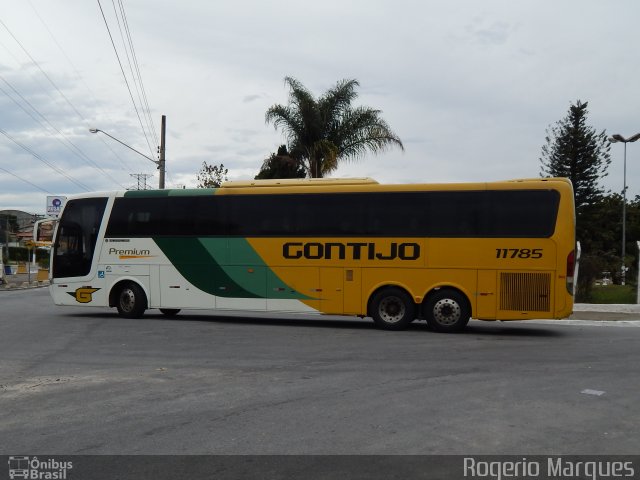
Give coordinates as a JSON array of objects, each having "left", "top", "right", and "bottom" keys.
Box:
[{"left": 589, "top": 284, "right": 636, "bottom": 304}]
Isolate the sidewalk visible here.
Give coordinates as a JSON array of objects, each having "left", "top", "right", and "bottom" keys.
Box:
[
  {"left": 0, "top": 272, "right": 49, "bottom": 290},
  {"left": 571, "top": 303, "right": 640, "bottom": 321},
  {"left": 574, "top": 303, "right": 640, "bottom": 313}
]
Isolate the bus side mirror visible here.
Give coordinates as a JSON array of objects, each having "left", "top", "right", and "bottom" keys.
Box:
[{"left": 33, "top": 219, "right": 57, "bottom": 246}]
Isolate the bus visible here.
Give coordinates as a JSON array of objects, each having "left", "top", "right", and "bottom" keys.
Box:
[{"left": 49, "top": 177, "right": 576, "bottom": 332}]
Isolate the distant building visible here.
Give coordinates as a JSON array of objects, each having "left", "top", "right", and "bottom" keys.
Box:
[{"left": 0, "top": 210, "right": 45, "bottom": 246}]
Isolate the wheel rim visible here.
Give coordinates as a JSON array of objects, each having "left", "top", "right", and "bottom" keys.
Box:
[
  {"left": 432, "top": 298, "right": 461, "bottom": 326},
  {"left": 119, "top": 288, "right": 136, "bottom": 313},
  {"left": 378, "top": 296, "right": 405, "bottom": 323}
]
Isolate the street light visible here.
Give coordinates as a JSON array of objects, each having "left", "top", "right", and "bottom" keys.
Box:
[
  {"left": 89, "top": 115, "right": 166, "bottom": 189},
  {"left": 609, "top": 132, "right": 640, "bottom": 285}
]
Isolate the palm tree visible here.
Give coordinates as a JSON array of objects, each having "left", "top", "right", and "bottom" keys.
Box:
[{"left": 265, "top": 77, "right": 404, "bottom": 178}]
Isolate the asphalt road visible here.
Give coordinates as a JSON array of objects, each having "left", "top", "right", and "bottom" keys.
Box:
[{"left": 1, "top": 287, "right": 639, "bottom": 455}]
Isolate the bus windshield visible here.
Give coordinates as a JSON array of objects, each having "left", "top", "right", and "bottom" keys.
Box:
[{"left": 52, "top": 197, "right": 107, "bottom": 279}]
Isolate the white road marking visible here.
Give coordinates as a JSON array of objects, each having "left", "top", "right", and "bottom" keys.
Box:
[{"left": 581, "top": 389, "right": 606, "bottom": 396}]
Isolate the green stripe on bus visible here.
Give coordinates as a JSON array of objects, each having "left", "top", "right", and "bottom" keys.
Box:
[
  {"left": 153, "top": 237, "right": 259, "bottom": 298},
  {"left": 152, "top": 237, "right": 311, "bottom": 300},
  {"left": 168, "top": 189, "right": 216, "bottom": 196},
  {"left": 124, "top": 190, "right": 171, "bottom": 197},
  {"left": 200, "top": 238, "right": 313, "bottom": 300}
]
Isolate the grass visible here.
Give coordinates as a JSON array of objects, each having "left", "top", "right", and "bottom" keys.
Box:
[{"left": 589, "top": 284, "right": 637, "bottom": 304}]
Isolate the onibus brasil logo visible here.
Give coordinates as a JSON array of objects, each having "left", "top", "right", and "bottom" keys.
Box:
[{"left": 8, "top": 456, "right": 73, "bottom": 479}]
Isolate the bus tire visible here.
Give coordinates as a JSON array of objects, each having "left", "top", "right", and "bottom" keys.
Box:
[
  {"left": 159, "top": 309, "right": 181, "bottom": 317},
  {"left": 423, "top": 289, "right": 470, "bottom": 333},
  {"left": 115, "top": 282, "right": 147, "bottom": 319},
  {"left": 369, "top": 287, "right": 415, "bottom": 330}
]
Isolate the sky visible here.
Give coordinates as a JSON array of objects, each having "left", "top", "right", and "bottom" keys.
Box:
[{"left": 1, "top": 0, "right": 639, "bottom": 214}]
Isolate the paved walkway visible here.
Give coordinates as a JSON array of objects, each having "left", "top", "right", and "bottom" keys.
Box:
[
  {"left": 571, "top": 303, "right": 640, "bottom": 320},
  {"left": 0, "top": 272, "right": 49, "bottom": 289}
]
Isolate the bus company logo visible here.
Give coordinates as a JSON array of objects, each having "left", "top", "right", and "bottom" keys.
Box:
[
  {"left": 8, "top": 456, "right": 73, "bottom": 479},
  {"left": 107, "top": 247, "right": 154, "bottom": 260},
  {"left": 67, "top": 287, "right": 100, "bottom": 303},
  {"left": 283, "top": 241, "right": 421, "bottom": 261}
]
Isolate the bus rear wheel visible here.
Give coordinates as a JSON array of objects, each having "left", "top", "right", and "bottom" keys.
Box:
[
  {"left": 370, "top": 287, "right": 415, "bottom": 330},
  {"left": 159, "top": 309, "right": 181, "bottom": 317},
  {"left": 115, "top": 283, "right": 147, "bottom": 319},
  {"left": 423, "top": 289, "right": 470, "bottom": 333}
]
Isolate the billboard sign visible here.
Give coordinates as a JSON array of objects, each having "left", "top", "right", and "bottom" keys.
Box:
[{"left": 46, "top": 196, "right": 66, "bottom": 218}]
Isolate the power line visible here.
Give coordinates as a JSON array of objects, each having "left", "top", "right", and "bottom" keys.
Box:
[
  {"left": 109, "top": 0, "right": 155, "bottom": 151},
  {"left": 26, "top": 0, "right": 135, "bottom": 173},
  {"left": 97, "top": 0, "right": 156, "bottom": 159},
  {"left": 117, "top": 0, "right": 159, "bottom": 148},
  {"left": 0, "top": 127, "right": 91, "bottom": 191},
  {"left": 1, "top": 7, "right": 161, "bottom": 192},
  {"left": 0, "top": 17, "right": 132, "bottom": 189},
  {"left": 0, "top": 165, "right": 52, "bottom": 194},
  {"left": 0, "top": 19, "right": 92, "bottom": 135},
  {"left": 0, "top": 76, "right": 127, "bottom": 189}
]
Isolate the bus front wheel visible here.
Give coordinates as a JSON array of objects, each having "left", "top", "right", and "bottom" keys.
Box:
[
  {"left": 115, "top": 283, "right": 147, "bottom": 319},
  {"left": 369, "top": 287, "right": 415, "bottom": 330},
  {"left": 423, "top": 289, "right": 470, "bottom": 333}
]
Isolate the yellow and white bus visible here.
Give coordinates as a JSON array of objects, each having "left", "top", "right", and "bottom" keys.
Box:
[{"left": 49, "top": 177, "right": 576, "bottom": 332}]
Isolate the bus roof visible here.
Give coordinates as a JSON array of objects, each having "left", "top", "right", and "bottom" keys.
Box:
[
  {"left": 62, "top": 177, "right": 573, "bottom": 200},
  {"left": 220, "top": 178, "right": 379, "bottom": 188}
]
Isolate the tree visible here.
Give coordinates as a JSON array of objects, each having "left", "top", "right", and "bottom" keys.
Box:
[
  {"left": 540, "top": 100, "right": 613, "bottom": 299},
  {"left": 540, "top": 100, "right": 611, "bottom": 225},
  {"left": 0, "top": 213, "right": 18, "bottom": 263},
  {"left": 196, "top": 162, "right": 228, "bottom": 188},
  {"left": 255, "top": 145, "right": 306, "bottom": 180},
  {"left": 265, "top": 77, "right": 404, "bottom": 178},
  {"left": 0, "top": 213, "right": 18, "bottom": 238}
]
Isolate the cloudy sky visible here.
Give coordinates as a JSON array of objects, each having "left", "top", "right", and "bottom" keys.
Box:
[{"left": 1, "top": 0, "right": 639, "bottom": 214}]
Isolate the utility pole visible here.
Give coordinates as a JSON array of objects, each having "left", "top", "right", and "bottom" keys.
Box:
[
  {"left": 637, "top": 241, "right": 640, "bottom": 304},
  {"left": 159, "top": 115, "right": 166, "bottom": 189},
  {"left": 90, "top": 113, "right": 167, "bottom": 190},
  {"left": 3, "top": 214, "right": 8, "bottom": 266},
  {"left": 609, "top": 133, "right": 640, "bottom": 285}
]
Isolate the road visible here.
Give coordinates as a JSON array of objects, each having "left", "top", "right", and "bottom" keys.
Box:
[{"left": 1, "top": 287, "right": 639, "bottom": 455}]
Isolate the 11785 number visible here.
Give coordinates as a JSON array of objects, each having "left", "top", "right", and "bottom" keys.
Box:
[{"left": 495, "top": 248, "right": 543, "bottom": 259}]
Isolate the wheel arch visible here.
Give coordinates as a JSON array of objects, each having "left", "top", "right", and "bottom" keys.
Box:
[
  {"left": 108, "top": 278, "right": 150, "bottom": 309},
  {"left": 366, "top": 282, "right": 417, "bottom": 317},
  {"left": 422, "top": 284, "right": 473, "bottom": 318},
  {"left": 420, "top": 283, "right": 475, "bottom": 317}
]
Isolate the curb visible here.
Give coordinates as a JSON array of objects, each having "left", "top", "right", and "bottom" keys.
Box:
[{"left": 573, "top": 303, "right": 640, "bottom": 314}]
